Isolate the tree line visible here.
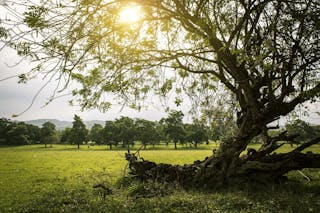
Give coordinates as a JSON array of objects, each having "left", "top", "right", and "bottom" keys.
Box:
[{"left": 1, "top": 111, "right": 319, "bottom": 149}]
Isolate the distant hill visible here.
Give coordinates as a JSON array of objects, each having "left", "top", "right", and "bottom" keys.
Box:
[
  {"left": 83, "top": 120, "right": 106, "bottom": 130},
  {"left": 24, "top": 119, "right": 105, "bottom": 130}
]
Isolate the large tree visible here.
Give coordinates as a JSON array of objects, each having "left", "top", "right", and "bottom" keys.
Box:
[{"left": 1, "top": 0, "right": 320, "bottom": 185}]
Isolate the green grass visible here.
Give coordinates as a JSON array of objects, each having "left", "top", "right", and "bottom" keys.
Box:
[{"left": 0, "top": 144, "right": 320, "bottom": 212}]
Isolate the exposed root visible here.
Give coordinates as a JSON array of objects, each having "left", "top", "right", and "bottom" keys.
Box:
[{"left": 124, "top": 137, "right": 320, "bottom": 187}]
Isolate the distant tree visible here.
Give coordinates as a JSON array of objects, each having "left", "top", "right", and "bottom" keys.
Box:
[
  {"left": 185, "top": 121, "right": 209, "bottom": 149},
  {"left": 162, "top": 111, "right": 185, "bottom": 149},
  {"left": 152, "top": 122, "right": 163, "bottom": 148},
  {"left": 60, "top": 127, "right": 71, "bottom": 144},
  {"left": 26, "top": 124, "right": 41, "bottom": 144},
  {"left": 69, "top": 115, "right": 88, "bottom": 149},
  {"left": 88, "top": 123, "right": 104, "bottom": 145},
  {"left": 115, "top": 117, "right": 136, "bottom": 148},
  {"left": 6, "top": 123, "right": 30, "bottom": 145},
  {"left": 159, "top": 118, "right": 170, "bottom": 146},
  {"left": 103, "top": 120, "right": 119, "bottom": 150},
  {"left": 286, "top": 119, "right": 319, "bottom": 146},
  {"left": 0, "top": 118, "right": 12, "bottom": 144},
  {"left": 0, "top": 119, "right": 40, "bottom": 145},
  {"left": 205, "top": 104, "right": 237, "bottom": 142},
  {"left": 135, "top": 119, "right": 160, "bottom": 149},
  {"left": 40, "top": 122, "right": 57, "bottom": 148}
]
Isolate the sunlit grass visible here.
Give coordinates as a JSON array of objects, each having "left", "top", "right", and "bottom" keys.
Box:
[{"left": 0, "top": 145, "right": 319, "bottom": 212}]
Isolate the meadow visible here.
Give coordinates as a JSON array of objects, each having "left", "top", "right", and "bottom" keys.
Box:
[{"left": 0, "top": 144, "right": 320, "bottom": 212}]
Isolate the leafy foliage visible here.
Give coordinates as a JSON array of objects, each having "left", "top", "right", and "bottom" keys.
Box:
[
  {"left": 88, "top": 123, "right": 104, "bottom": 145},
  {"left": 285, "top": 119, "right": 320, "bottom": 145},
  {"left": 135, "top": 119, "right": 161, "bottom": 149},
  {"left": 60, "top": 127, "right": 72, "bottom": 144},
  {"left": 40, "top": 122, "right": 58, "bottom": 148},
  {"left": 69, "top": 115, "right": 88, "bottom": 148},
  {"left": 0, "top": 118, "right": 40, "bottom": 145},
  {"left": 103, "top": 120, "right": 120, "bottom": 149},
  {"left": 185, "top": 121, "right": 209, "bottom": 148},
  {"left": 160, "top": 110, "right": 186, "bottom": 149}
]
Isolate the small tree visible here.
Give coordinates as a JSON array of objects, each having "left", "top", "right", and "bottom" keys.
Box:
[
  {"left": 40, "top": 122, "right": 57, "bottom": 148},
  {"left": 185, "top": 121, "right": 209, "bottom": 149},
  {"left": 285, "top": 119, "right": 319, "bottom": 146},
  {"left": 103, "top": 120, "right": 119, "bottom": 150},
  {"left": 135, "top": 119, "right": 159, "bottom": 149},
  {"left": 162, "top": 111, "right": 185, "bottom": 149},
  {"left": 69, "top": 115, "right": 88, "bottom": 149},
  {"left": 88, "top": 124, "right": 104, "bottom": 145},
  {"left": 60, "top": 127, "right": 71, "bottom": 144},
  {"left": 115, "top": 117, "right": 136, "bottom": 148}
]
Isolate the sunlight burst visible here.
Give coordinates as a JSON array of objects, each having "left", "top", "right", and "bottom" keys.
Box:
[{"left": 119, "top": 6, "right": 143, "bottom": 23}]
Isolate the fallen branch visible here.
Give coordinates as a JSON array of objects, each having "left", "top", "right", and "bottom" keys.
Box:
[{"left": 291, "top": 136, "right": 320, "bottom": 153}]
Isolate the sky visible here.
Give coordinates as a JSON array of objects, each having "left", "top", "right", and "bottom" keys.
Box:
[{"left": 0, "top": 48, "right": 191, "bottom": 122}]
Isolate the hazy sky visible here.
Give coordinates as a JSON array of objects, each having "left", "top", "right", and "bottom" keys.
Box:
[{"left": 0, "top": 48, "right": 193, "bottom": 122}]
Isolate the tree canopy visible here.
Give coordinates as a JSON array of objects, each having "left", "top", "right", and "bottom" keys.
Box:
[{"left": 0, "top": 118, "right": 40, "bottom": 145}]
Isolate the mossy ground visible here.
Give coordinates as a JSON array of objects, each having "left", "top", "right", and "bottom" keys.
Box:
[{"left": 0, "top": 144, "right": 319, "bottom": 212}]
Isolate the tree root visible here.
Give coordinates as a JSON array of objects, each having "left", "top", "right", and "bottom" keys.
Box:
[{"left": 125, "top": 149, "right": 320, "bottom": 187}]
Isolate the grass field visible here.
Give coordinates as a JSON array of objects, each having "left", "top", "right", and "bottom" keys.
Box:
[{"left": 0, "top": 144, "right": 320, "bottom": 212}]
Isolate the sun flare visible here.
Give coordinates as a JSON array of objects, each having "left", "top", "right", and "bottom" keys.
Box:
[{"left": 119, "top": 6, "right": 142, "bottom": 23}]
